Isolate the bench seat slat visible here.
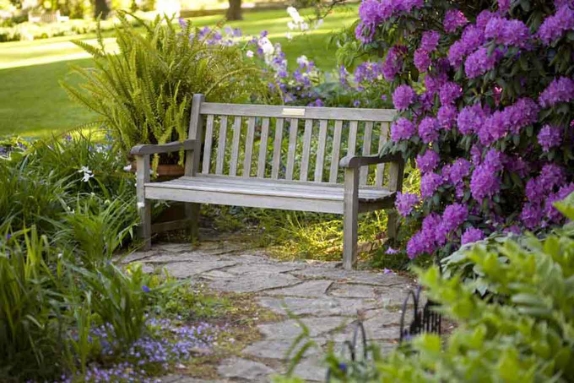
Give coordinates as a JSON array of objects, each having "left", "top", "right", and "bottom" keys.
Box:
[{"left": 145, "top": 176, "right": 394, "bottom": 203}]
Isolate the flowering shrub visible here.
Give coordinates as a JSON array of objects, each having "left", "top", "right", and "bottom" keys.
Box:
[{"left": 352, "top": 0, "right": 574, "bottom": 259}]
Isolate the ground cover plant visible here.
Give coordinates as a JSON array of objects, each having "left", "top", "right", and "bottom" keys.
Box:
[
  {"left": 336, "top": 0, "right": 574, "bottom": 261},
  {"left": 0, "top": 135, "right": 279, "bottom": 382}
]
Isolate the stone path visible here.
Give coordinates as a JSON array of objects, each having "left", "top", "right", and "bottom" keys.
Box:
[{"left": 121, "top": 238, "right": 414, "bottom": 382}]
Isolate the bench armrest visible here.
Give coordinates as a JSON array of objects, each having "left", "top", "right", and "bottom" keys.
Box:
[
  {"left": 130, "top": 139, "right": 197, "bottom": 156},
  {"left": 339, "top": 153, "right": 403, "bottom": 169}
]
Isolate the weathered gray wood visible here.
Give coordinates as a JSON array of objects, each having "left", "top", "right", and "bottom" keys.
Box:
[
  {"left": 243, "top": 117, "right": 256, "bottom": 177},
  {"left": 201, "top": 114, "right": 215, "bottom": 174},
  {"left": 136, "top": 155, "right": 151, "bottom": 249},
  {"left": 360, "top": 121, "right": 373, "bottom": 185},
  {"left": 186, "top": 94, "right": 204, "bottom": 176},
  {"left": 347, "top": 120, "right": 358, "bottom": 157},
  {"left": 215, "top": 116, "right": 228, "bottom": 175},
  {"left": 314, "top": 119, "right": 328, "bottom": 182},
  {"left": 131, "top": 139, "right": 196, "bottom": 156},
  {"left": 257, "top": 118, "right": 270, "bottom": 178},
  {"left": 146, "top": 186, "right": 345, "bottom": 214},
  {"left": 229, "top": 116, "right": 242, "bottom": 176},
  {"left": 299, "top": 119, "right": 313, "bottom": 181},
  {"left": 201, "top": 102, "right": 396, "bottom": 122},
  {"left": 388, "top": 157, "right": 404, "bottom": 192},
  {"left": 375, "top": 122, "right": 389, "bottom": 187},
  {"left": 151, "top": 219, "right": 191, "bottom": 234},
  {"left": 285, "top": 118, "right": 298, "bottom": 180},
  {"left": 329, "top": 120, "right": 343, "bottom": 183},
  {"left": 339, "top": 153, "right": 403, "bottom": 169},
  {"left": 271, "top": 118, "right": 284, "bottom": 179},
  {"left": 343, "top": 167, "right": 359, "bottom": 270}
]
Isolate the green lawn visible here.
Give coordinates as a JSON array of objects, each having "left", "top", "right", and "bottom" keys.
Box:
[{"left": 0, "top": 6, "right": 357, "bottom": 138}]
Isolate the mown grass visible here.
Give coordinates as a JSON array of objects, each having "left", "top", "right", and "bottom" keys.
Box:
[{"left": 0, "top": 6, "right": 357, "bottom": 137}]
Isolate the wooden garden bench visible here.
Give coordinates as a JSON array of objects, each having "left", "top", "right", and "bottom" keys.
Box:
[{"left": 132, "top": 94, "right": 404, "bottom": 269}]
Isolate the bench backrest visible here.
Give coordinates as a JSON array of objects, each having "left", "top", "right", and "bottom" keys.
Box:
[{"left": 187, "top": 94, "right": 397, "bottom": 187}]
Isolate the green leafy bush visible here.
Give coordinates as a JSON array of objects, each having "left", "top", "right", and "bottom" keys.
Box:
[{"left": 284, "top": 194, "right": 574, "bottom": 382}]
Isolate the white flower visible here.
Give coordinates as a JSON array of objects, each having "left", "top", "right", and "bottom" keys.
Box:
[
  {"left": 296, "top": 55, "right": 309, "bottom": 66},
  {"left": 137, "top": 202, "right": 145, "bottom": 209},
  {"left": 78, "top": 166, "right": 93, "bottom": 182},
  {"left": 246, "top": 50, "right": 254, "bottom": 58},
  {"left": 123, "top": 164, "right": 132, "bottom": 172},
  {"left": 287, "top": 6, "right": 303, "bottom": 23},
  {"left": 300, "top": 22, "right": 309, "bottom": 31},
  {"left": 286, "top": 32, "right": 293, "bottom": 40},
  {"left": 315, "top": 19, "right": 324, "bottom": 29}
]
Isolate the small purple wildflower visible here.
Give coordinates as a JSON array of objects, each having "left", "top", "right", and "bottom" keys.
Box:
[{"left": 142, "top": 285, "right": 150, "bottom": 293}]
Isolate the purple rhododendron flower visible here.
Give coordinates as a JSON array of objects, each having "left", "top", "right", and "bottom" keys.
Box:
[
  {"left": 521, "top": 202, "right": 544, "bottom": 229},
  {"left": 395, "top": 192, "right": 420, "bottom": 217},
  {"left": 382, "top": 46, "right": 405, "bottom": 81},
  {"left": 476, "top": 10, "right": 497, "bottom": 29},
  {"left": 418, "top": 117, "right": 440, "bottom": 143},
  {"left": 425, "top": 72, "right": 449, "bottom": 94},
  {"left": 545, "top": 183, "right": 574, "bottom": 222},
  {"left": 457, "top": 103, "right": 486, "bottom": 135},
  {"left": 416, "top": 150, "right": 440, "bottom": 173},
  {"left": 443, "top": 9, "right": 468, "bottom": 33},
  {"left": 448, "top": 25, "right": 485, "bottom": 67},
  {"left": 420, "top": 30, "right": 440, "bottom": 51},
  {"left": 538, "top": 125, "right": 562, "bottom": 151},
  {"left": 484, "top": 149, "right": 504, "bottom": 172},
  {"left": 439, "top": 82, "right": 462, "bottom": 105},
  {"left": 485, "top": 17, "right": 531, "bottom": 48},
  {"left": 421, "top": 172, "right": 444, "bottom": 198},
  {"left": 525, "top": 177, "right": 544, "bottom": 204},
  {"left": 449, "top": 158, "right": 472, "bottom": 185},
  {"left": 461, "top": 227, "right": 484, "bottom": 245},
  {"left": 539, "top": 163, "right": 566, "bottom": 189},
  {"left": 537, "top": 5, "right": 574, "bottom": 45},
  {"left": 436, "top": 203, "right": 468, "bottom": 244},
  {"left": 470, "top": 164, "right": 500, "bottom": 201},
  {"left": 539, "top": 77, "right": 574, "bottom": 108},
  {"left": 390, "top": 117, "right": 416, "bottom": 141},
  {"left": 392, "top": 85, "right": 416, "bottom": 110},
  {"left": 465, "top": 47, "right": 500, "bottom": 78},
  {"left": 414, "top": 49, "right": 431, "bottom": 72},
  {"left": 498, "top": 0, "right": 510, "bottom": 13},
  {"left": 438, "top": 105, "right": 457, "bottom": 129}
]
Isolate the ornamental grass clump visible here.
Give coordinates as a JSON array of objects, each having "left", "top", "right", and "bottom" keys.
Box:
[{"left": 350, "top": 0, "right": 574, "bottom": 259}]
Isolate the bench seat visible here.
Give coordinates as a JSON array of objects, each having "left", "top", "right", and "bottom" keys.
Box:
[{"left": 145, "top": 175, "right": 396, "bottom": 215}]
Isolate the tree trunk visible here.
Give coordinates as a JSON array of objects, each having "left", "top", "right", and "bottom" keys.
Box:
[
  {"left": 226, "top": 0, "right": 242, "bottom": 21},
  {"left": 94, "top": 0, "right": 111, "bottom": 19}
]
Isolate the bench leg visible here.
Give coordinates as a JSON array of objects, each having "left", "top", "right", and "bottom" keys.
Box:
[
  {"left": 186, "top": 203, "right": 200, "bottom": 243},
  {"left": 139, "top": 201, "right": 152, "bottom": 250},
  {"left": 136, "top": 154, "right": 151, "bottom": 250},
  {"left": 387, "top": 209, "right": 399, "bottom": 243},
  {"left": 343, "top": 168, "right": 359, "bottom": 270}
]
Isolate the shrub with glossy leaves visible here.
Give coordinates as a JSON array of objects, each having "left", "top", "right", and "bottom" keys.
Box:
[{"left": 351, "top": 0, "right": 574, "bottom": 259}]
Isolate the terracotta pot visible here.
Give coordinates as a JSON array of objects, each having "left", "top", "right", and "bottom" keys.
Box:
[{"left": 130, "top": 161, "right": 185, "bottom": 178}]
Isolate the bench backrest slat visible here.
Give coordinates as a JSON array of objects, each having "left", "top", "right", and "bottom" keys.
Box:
[
  {"left": 229, "top": 116, "right": 242, "bottom": 176},
  {"left": 314, "top": 119, "right": 328, "bottom": 183},
  {"left": 192, "top": 98, "right": 396, "bottom": 187},
  {"left": 285, "top": 118, "right": 299, "bottom": 181},
  {"left": 360, "top": 121, "right": 373, "bottom": 185},
  {"left": 271, "top": 118, "right": 284, "bottom": 179},
  {"left": 328, "top": 120, "right": 343, "bottom": 183},
  {"left": 202, "top": 114, "right": 215, "bottom": 174},
  {"left": 257, "top": 118, "right": 270, "bottom": 178},
  {"left": 299, "top": 119, "right": 314, "bottom": 181},
  {"left": 243, "top": 117, "right": 256, "bottom": 177}
]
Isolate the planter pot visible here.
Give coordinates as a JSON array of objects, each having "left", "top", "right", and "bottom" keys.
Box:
[{"left": 130, "top": 160, "right": 185, "bottom": 179}]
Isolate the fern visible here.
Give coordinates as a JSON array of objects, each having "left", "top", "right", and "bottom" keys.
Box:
[{"left": 63, "top": 12, "right": 272, "bottom": 162}]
